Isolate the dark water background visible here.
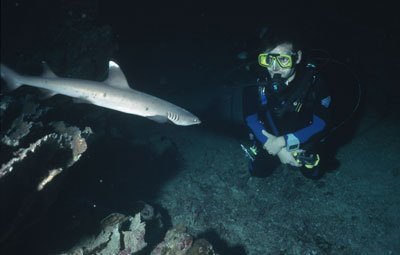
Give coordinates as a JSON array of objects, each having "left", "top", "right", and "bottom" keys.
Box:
[{"left": 1, "top": 1, "right": 399, "bottom": 254}]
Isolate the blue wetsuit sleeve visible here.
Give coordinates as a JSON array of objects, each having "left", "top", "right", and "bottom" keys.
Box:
[{"left": 245, "top": 114, "right": 267, "bottom": 144}]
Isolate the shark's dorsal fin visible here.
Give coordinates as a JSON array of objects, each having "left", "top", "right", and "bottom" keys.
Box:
[
  {"left": 41, "top": 61, "right": 58, "bottom": 78},
  {"left": 105, "top": 61, "right": 131, "bottom": 89}
]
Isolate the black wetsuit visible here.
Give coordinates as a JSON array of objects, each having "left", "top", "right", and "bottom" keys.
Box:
[{"left": 242, "top": 61, "right": 332, "bottom": 178}]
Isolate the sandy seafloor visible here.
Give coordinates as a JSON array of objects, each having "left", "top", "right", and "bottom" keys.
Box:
[{"left": 125, "top": 105, "right": 399, "bottom": 255}]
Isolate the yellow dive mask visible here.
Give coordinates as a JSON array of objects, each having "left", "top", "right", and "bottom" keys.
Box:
[{"left": 258, "top": 52, "right": 296, "bottom": 69}]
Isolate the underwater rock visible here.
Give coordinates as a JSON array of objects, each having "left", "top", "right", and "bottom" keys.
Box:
[
  {"left": 150, "top": 224, "right": 193, "bottom": 255},
  {"left": 1, "top": 116, "right": 34, "bottom": 146},
  {"left": 0, "top": 94, "right": 94, "bottom": 252},
  {"left": 50, "top": 121, "right": 92, "bottom": 163},
  {"left": 122, "top": 213, "right": 148, "bottom": 253},
  {"left": 1, "top": 95, "right": 50, "bottom": 147},
  {"left": 0, "top": 123, "right": 92, "bottom": 182},
  {"left": 140, "top": 202, "right": 155, "bottom": 221},
  {"left": 55, "top": 211, "right": 220, "bottom": 255},
  {"left": 0, "top": 95, "right": 13, "bottom": 112},
  {"left": 60, "top": 213, "right": 147, "bottom": 255},
  {"left": 0, "top": 94, "right": 93, "bottom": 181},
  {"left": 186, "top": 239, "right": 216, "bottom": 255}
]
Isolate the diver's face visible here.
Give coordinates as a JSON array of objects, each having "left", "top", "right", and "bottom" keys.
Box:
[{"left": 266, "top": 43, "right": 301, "bottom": 79}]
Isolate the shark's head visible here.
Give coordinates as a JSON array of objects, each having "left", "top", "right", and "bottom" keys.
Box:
[{"left": 167, "top": 111, "right": 201, "bottom": 126}]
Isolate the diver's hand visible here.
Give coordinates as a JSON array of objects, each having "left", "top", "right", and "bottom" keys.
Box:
[
  {"left": 262, "top": 130, "right": 286, "bottom": 155},
  {"left": 277, "top": 148, "right": 302, "bottom": 167}
]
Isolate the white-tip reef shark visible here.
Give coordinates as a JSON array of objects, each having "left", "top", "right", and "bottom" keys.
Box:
[{"left": 0, "top": 61, "right": 201, "bottom": 126}]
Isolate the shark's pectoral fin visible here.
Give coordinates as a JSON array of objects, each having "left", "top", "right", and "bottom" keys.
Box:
[
  {"left": 147, "top": 115, "right": 168, "bottom": 123},
  {"left": 38, "top": 62, "right": 58, "bottom": 100},
  {"left": 38, "top": 88, "right": 57, "bottom": 100},
  {"left": 72, "top": 97, "right": 92, "bottom": 104}
]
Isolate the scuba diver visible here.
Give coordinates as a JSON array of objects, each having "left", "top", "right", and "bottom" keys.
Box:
[{"left": 242, "top": 29, "right": 332, "bottom": 179}]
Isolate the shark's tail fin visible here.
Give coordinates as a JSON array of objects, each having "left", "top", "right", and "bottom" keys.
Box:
[{"left": 1, "top": 63, "right": 23, "bottom": 91}]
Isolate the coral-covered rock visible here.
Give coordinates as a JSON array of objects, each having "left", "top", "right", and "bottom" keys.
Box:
[
  {"left": 140, "top": 202, "right": 155, "bottom": 221},
  {"left": 150, "top": 224, "right": 193, "bottom": 255},
  {"left": 186, "top": 239, "right": 216, "bottom": 255},
  {"left": 123, "top": 213, "right": 147, "bottom": 253},
  {"left": 61, "top": 213, "right": 147, "bottom": 255}
]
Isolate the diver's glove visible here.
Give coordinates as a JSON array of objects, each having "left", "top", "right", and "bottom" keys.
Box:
[
  {"left": 262, "top": 130, "right": 286, "bottom": 155},
  {"left": 277, "top": 148, "right": 302, "bottom": 167}
]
